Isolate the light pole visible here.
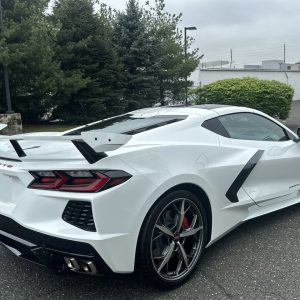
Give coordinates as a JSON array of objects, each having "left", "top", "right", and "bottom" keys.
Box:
[
  {"left": 0, "top": 0, "right": 13, "bottom": 113},
  {"left": 184, "top": 26, "right": 197, "bottom": 106}
]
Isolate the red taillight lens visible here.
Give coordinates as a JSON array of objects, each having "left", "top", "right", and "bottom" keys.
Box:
[
  {"left": 28, "top": 170, "right": 131, "bottom": 193},
  {"left": 30, "top": 171, "right": 69, "bottom": 190},
  {"left": 59, "top": 172, "right": 109, "bottom": 192}
]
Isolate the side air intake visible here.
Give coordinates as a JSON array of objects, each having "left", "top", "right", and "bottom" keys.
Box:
[{"left": 62, "top": 201, "right": 96, "bottom": 232}]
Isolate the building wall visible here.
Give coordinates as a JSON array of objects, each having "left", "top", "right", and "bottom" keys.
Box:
[
  {"left": 261, "top": 60, "right": 283, "bottom": 70},
  {"left": 290, "top": 64, "right": 300, "bottom": 71},
  {"left": 198, "top": 70, "right": 300, "bottom": 100}
]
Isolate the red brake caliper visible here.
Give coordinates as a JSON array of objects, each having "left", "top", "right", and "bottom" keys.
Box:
[{"left": 182, "top": 216, "right": 189, "bottom": 229}]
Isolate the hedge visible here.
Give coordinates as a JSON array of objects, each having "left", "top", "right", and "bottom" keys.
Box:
[{"left": 193, "top": 77, "right": 294, "bottom": 119}]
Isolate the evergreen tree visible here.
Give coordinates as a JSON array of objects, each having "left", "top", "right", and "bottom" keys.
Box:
[
  {"left": 51, "top": 0, "right": 123, "bottom": 123},
  {"left": 0, "top": 0, "right": 78, "bottom": 122},
  {"left": 145, "top": 0, "right": 200, "bottom": 104},
  {"left": 113, "top": 0, "right": 157, "bottom": 110},
  {"left": 0, "top": 0, "right": 200, "bottom": 122}
]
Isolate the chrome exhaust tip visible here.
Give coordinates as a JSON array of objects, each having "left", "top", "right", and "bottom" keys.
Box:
[
  {"left": 64, "top": 257, "right": 81, "bottom": 272},
  {"left": 81, "top": 260, "right": 98, "bottom": 274},
  {"left": 64, "top": 257, "right": 98, "bottom": 274}
]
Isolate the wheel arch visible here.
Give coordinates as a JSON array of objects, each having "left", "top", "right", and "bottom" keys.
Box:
[{"left": 135, "top": 183, "right": 212, "bottom": 271}]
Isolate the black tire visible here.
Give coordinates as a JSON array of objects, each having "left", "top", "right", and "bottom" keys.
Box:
[{"left": 136, "top": 190, "right": 208, "bottom": 289}]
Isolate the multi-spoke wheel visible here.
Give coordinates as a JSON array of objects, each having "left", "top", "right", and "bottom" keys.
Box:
[{"left": 137, "top": 190, "right": 207, "bottom": 288}]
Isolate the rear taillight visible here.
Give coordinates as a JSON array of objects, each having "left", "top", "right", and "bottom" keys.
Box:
[{"left": 28, "top": 170, "right": 131, "bottom": 193}]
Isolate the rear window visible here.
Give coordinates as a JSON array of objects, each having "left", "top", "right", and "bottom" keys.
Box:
[{"left": 65, "top": 115, "right": 187, "bottom": 136}]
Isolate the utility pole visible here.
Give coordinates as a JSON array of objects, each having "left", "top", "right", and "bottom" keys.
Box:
[
  {"left": 0, "top": 0, "right": 13, "bottom": 113},
  {"left": 230, "top": 49, "right": 233, "bottom": 69},
  {"left": 198, "top": 54, "right": 204, "bottom": 87},
  {"left": 283, "top": 43, "right": 286, "bottom": 65},
  {"left": 184, "top": 26, "right": 197, "bottom": 107}
]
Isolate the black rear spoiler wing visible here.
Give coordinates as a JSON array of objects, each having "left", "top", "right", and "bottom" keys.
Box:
[{"left": 0, "top": 131, "right": 131, "bottom": 164}]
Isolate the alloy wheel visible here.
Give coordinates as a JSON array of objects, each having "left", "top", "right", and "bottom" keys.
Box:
[{"left": 150, "top": 198, "right": 204, "bottom": 281}]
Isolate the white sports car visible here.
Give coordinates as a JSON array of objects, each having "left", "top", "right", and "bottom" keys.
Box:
[{"left": 0, "top": 104, "right": 299, "bottom": 288}]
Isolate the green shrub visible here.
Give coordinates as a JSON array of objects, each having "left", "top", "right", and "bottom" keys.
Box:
[{"left": 193, "top": 77, "right": 294, "bottom": 119}]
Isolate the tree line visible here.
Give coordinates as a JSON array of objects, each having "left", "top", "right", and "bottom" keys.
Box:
[{"left": 0, "top": 0, "right": 200, "bottom": 123}]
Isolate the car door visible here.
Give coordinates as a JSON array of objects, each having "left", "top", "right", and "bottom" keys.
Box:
[{"left": 218, "top": 112, "right": 300, "bottom": 207}]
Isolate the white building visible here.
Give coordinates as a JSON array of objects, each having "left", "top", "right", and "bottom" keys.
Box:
[
  {"left": 243, "top": 60, "right": 295, "bottom": 71},
  {"left": 198, "top": 69, "right": 300, "bottom": 101},
  {"left": 290, "top": 63, "right": 300, "bottom": 71},
  {"left": 261, "top": 60, "right": 284, "bottom": 70}
]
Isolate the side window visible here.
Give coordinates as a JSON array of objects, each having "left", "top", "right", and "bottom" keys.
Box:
[
  {"left": 202, "top": 118, "right": 229, "bottom": 137},
  {"left": 218, "top": 113, "right": 289, "bottom": 142}
]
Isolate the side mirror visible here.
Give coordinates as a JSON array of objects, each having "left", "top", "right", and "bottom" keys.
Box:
[{"left": 297, "top": 128, "right": 300, "bottom": 137}]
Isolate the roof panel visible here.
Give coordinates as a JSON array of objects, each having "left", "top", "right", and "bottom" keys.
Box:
[{"left": 192, "top": 104, "right": 231, "bottom": 110}]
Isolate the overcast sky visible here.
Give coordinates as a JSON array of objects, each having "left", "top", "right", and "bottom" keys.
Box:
[{"left": 99, "top": 0, "right": 300, "bottom": 68}]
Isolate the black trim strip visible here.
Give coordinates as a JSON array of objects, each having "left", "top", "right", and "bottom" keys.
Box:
[
  {"left": 72, "top": 140, "right": 107, "bottom": 164},
  {"left": 0, "top": 229, "right": 36, "bottom": 247},
  {"left": 0, "top": 214, "right": 112, "bottom": 273},
  {"left": 226, "top": 150, "right": 264, "bottom": 203},
  {"left": 0, "top": 156, "right": 22, "bottom": 162},
  {"left": 10, "top": 140, "right": 26, "bottom": 157}
]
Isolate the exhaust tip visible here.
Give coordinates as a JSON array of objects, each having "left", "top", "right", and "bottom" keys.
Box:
[
  {"left": 64, "top": 256, "right": 98, "bottom": 274},
  {"left": 81, "top": 260, "right": 98, "bottom": 274},
  {"left": 64, "top": 257, "right": 80, "bottom": 272}
]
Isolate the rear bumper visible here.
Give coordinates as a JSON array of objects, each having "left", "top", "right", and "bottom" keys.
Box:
[
  {"left": 0, "top": 214, "right": 112, "bottom": 274},
  {"left": 0, "top": 158, "right": 159, "bottom": 273}
]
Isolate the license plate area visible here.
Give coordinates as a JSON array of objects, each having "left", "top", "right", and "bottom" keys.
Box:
[{"left": 0, "top": 174, "right": 12, "bottom": 203}]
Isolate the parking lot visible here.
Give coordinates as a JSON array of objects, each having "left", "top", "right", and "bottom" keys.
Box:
[
  {"left": 1, "top": 204, "right": 300, "bottom": 299},
  {"left": 1, "top": 102, "right": 300, "bottom": 300}
]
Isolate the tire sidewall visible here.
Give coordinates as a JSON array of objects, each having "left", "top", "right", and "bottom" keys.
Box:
[{"left": 137, "top": 189, "right": 208, "bottom": 288}]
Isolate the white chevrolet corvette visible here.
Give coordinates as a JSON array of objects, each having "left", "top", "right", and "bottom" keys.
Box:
[{"left": 0, "top": 104, "right": 299, "bottom": 288}]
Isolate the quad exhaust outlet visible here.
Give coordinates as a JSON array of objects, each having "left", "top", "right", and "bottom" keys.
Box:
[{"left": 64, "top": 257, "right": 98, "bottom": 274}]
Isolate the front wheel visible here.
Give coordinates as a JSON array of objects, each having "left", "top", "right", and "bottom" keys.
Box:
[{"left": 136, "top": 190, "right": 208, "bottom": 288}]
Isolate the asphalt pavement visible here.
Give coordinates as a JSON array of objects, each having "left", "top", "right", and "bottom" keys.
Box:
[
  {"left": 1, "top": 205, "right": 300, "bottom": 299},
  {"left": 1, "top": 102, "right": 300, "bottom": 299}
]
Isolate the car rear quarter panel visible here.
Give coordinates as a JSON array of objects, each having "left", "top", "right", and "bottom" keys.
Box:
[{"left": 116, "top": 124, "right": 261, "bottom": 249}]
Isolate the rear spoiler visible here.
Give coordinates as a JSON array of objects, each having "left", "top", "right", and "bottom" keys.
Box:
[{"left": 0, "top": 131, "right": 132, "bottom": 164}]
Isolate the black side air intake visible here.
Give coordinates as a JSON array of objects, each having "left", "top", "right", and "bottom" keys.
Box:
[{"left": 62, "top": 201, "right": 96, "bottom": 232}]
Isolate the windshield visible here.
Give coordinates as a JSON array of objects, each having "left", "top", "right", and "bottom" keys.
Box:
[{"left": 65, "top": 114, "right": 187, "bottom": 136}]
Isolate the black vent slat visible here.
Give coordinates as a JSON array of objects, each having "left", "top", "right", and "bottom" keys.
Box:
[{"left": 62, "top": 201, "right": 96, "bottom": 232}]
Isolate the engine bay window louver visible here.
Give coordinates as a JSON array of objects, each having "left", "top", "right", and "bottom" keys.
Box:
[{"left": 62, "top": 201, "right": 96, "bottom": 232}]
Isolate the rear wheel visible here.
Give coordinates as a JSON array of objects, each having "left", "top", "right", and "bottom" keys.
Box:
[{"left": 137, "top": 190, "right": 207, "bottom": 288}]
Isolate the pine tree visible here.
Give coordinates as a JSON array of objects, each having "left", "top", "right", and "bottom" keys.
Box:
[
  {"left": 113, "top": 0, "right": 157, "bottom": 110},
  {"left": 0, "top": 0, "right": 77, "bottom": 122},
  {"left": 145, "top": 0, "right": 200, "bottom": 104},
  {"left": 51, "top": 0, "right": 123, "bottom": 123}
]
